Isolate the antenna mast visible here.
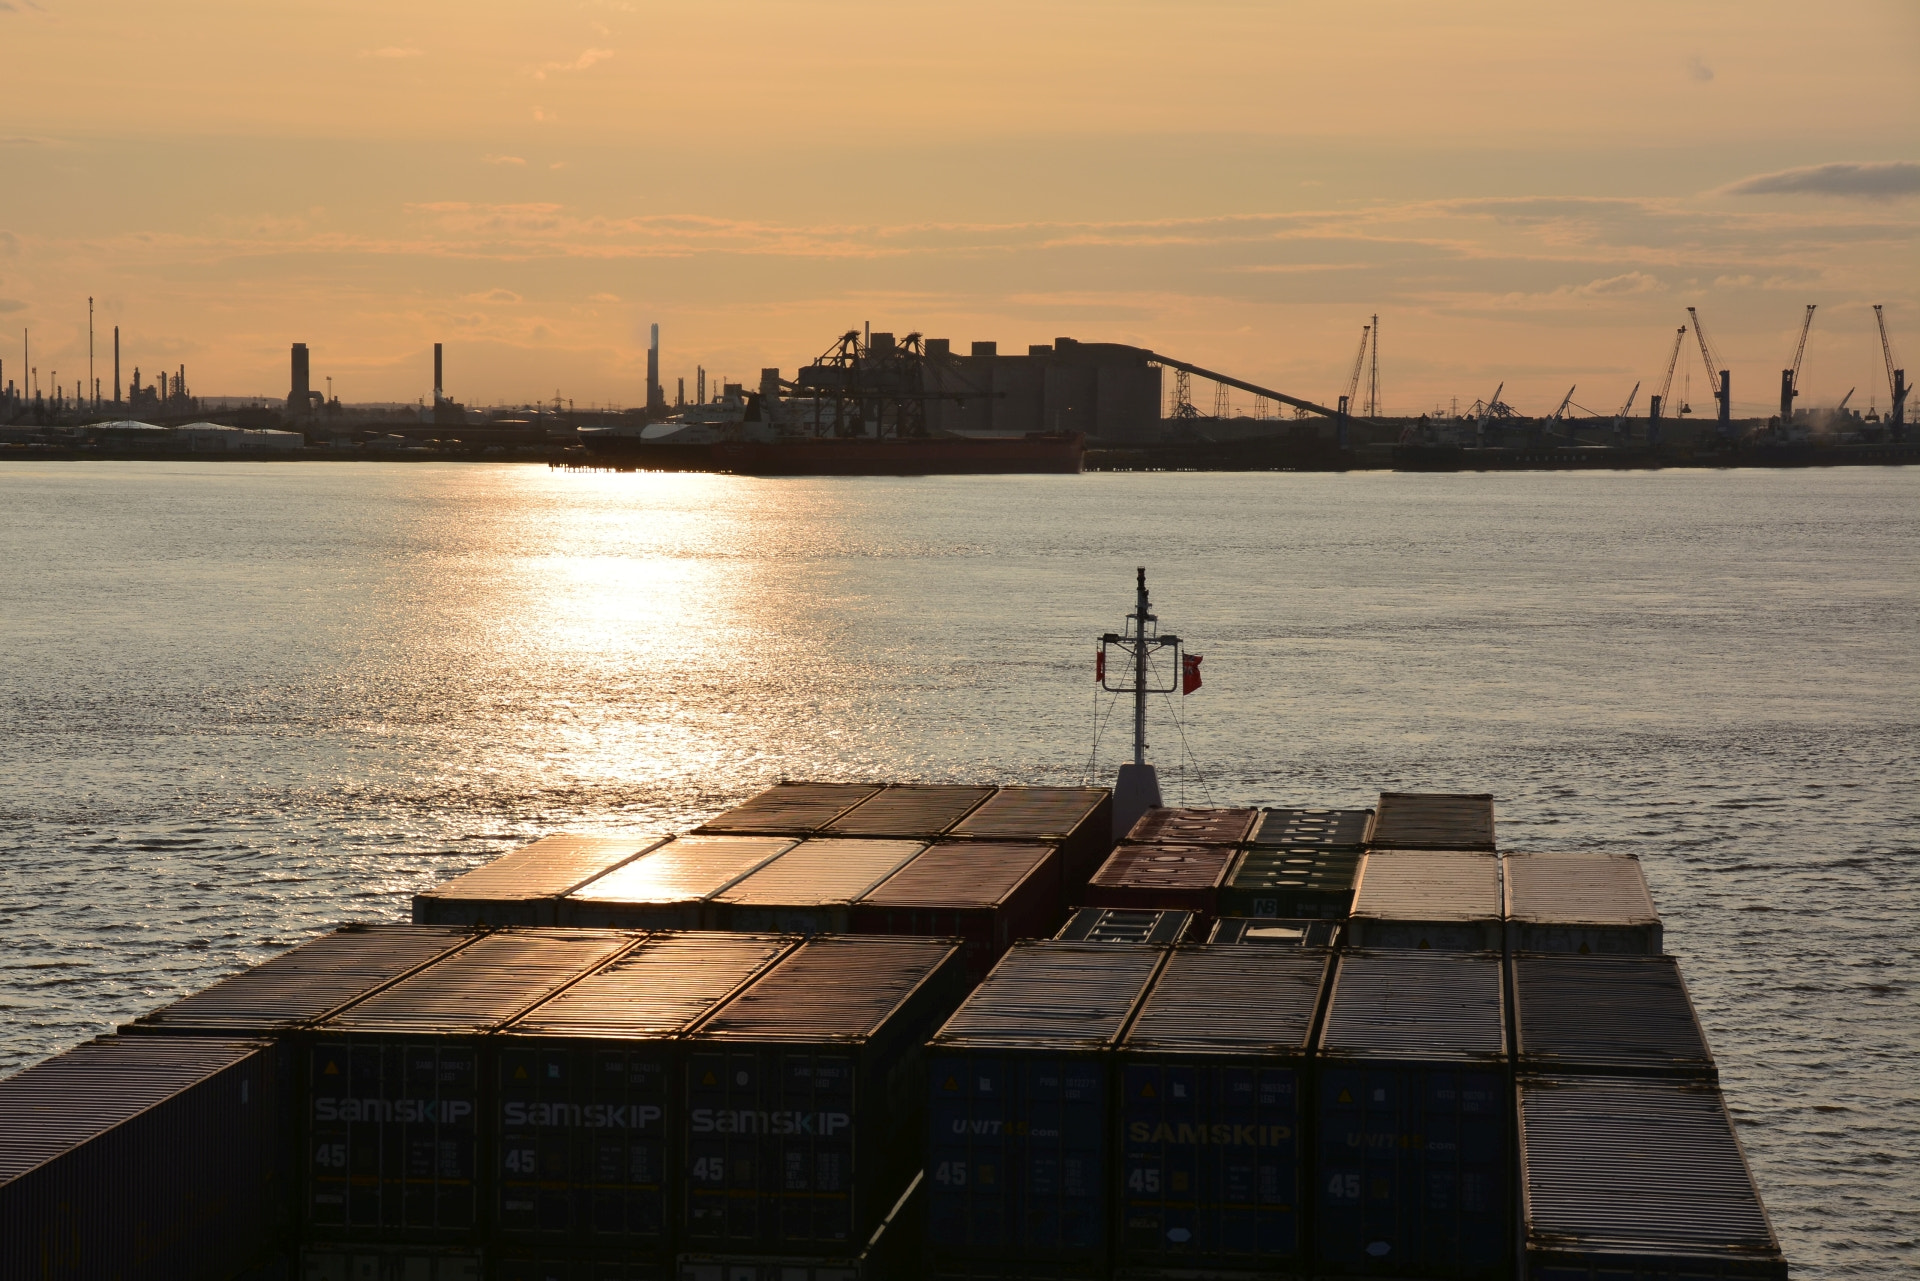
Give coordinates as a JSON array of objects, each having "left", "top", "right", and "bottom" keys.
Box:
[{"left": 1099, "top": 567, "right": 1183, "bottom": 835}]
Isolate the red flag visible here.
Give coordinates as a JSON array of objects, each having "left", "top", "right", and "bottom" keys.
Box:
[
  {"left": 1095, "top": 649, "right": 1105, "bottom": 682},
  {"left": 1181, "top": 653, "right": 1203, "bottom": 694}
]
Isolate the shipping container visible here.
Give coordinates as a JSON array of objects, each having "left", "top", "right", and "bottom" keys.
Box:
[
  {"left": 1, "top": 1034, "right": 284, "bottom": 1280},
  {"left": 1248, "top": 807, "right": 1373, "bottom": 850},
  {"left": 694, "top": 783, "right": 884, "bottom": 835},
  {"left": 1216, "top": 846, "right": 1361, "bottom": 920},
  {"left": 1206, "top": 918, "right": 1341, "bottom": 949},
  {"left": 1345, "top": 850, "right": 1503, "bottom": 951},
  {"left": 850, "top": 841, "right": 1065, "bottom": 980},
  {"left": 1115, "top": 946, "right": 1329, "bottom": 1277},
  {"left": 413, "top": 835, "right": 669, "bottom": 927},
  {"left": 683, "top": 936, "right": 967, "bottom": 1257},
  {"left": 305, "top": 929, "right": 641, "bottom": 1242},
  {"left": 947, "top": 787, "right": 1114, "bottom": 884},
  {"left": 705, "top": 839, "right": 926, "bottom": 934},
  {"left": 562, "top": 836, "right": 799, "bottom": 930},
  {"left": 1504, "top": 852, "right": 1664, "bottom": 955},
  {"left": 926, "top": 941, "right": 1169, "bottom": 1278},
  {"left": 1082, "top": 843, "right": 1237, "bottom": 917},
  {"left": 1120, "top": 807, "right": 1258, "bottom": 848},
  {"left": 1513, "top": 955, "right": 1714, "bottom": 1079},
  {"left": 677, "top": 1170, "right": 925, "bottom": 1281},
  {"left": 1315, "top": 950, "right": 1509, "bottom": 1280},
  {"left": 1054, "top": 907, "right": 1194, "bottom": 944},
  {"left": 823, "top": 784, "right": 999, "bottom": 837},
  {"left": 127, "top": 924, "right": 479, "bottom": 1035},
  {"left": 1518, "top": 1076, "right": 1786, "bottom": 1280},
  {"left": 1368, "top": 793, "right": 1496, "bottom": 851},
  {"left": 492, "top": 1253, "right": 666, "bottom": 1281},
  {"left": 297, "top": 1244, "right": 485, "bottom": 1280}
]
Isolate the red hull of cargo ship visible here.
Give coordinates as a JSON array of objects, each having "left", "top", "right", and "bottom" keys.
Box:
[{"left": 584, "top": 432, "right": 1084, "bottom": 475}]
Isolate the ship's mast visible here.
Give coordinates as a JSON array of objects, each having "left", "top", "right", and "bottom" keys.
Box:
[{"left": 1100, "top": 567, "right": 1182, "bottom": 836}]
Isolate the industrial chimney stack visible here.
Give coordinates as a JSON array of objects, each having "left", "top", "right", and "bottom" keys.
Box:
[
  {"left": 434, "top": 343, "right": 444, "bottom": 403},
  {"left": 646, "top": 323, "right": 663, "bottom": 418},
  {"left": 288, "top": 343, "right": 311, "bottom": 414}
]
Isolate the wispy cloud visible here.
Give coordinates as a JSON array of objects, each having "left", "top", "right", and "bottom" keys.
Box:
[
  {"left": 1686, "top": 54, "right": 1714, "bottom": 83},
  {"left": 483, "top": 154, "right": 527, "bottom": 166},
  {"left": 358, "top": 46, "right": 423, "bottom": 59},
  {"left": 0, "top": 297, "right": 26, "bottom": 314},
  {"left": 1723, "top": 161, "right": 1920, "bottom": 200},
  {"left": 532, "top": 49, "right": 615, "bottom": 80}
]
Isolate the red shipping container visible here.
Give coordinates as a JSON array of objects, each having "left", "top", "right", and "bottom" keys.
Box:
[
  {"left": 1082, "top": 843, "right": 1238, "bottom": 916},
  {"left": 849, "top": 841, "right": 1065, "bottom": 979}
]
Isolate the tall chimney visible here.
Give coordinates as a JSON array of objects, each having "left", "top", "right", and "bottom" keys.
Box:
[
  {"left": 289, "top": 343, "right": 310, "bottom": 413},
  {"left": 646, "top": 323, "right": 661, "bottom": 415},
  {"left": 433, "top": 342, "right": 444, "bottom": 401},
  {"left": 113, "top": 326, "right": 120, "bottom": 405}
]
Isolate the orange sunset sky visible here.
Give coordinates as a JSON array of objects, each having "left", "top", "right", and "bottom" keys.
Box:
[{"left": 3, "top": 0, "right": 1916, "bottom": 416}]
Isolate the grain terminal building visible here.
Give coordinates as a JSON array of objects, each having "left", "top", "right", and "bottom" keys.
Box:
[{"left": 915, "top": 336, "right": 1164, "bottom": 443}]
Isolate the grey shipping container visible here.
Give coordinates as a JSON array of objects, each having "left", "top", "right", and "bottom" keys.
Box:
[
  {"left": 1055, "top": 907, "right": 1194, "bottom": 944},
  {"left": 1121, "top": 807, "right": 1258, "bottom": 848},
  {"left": 926, "top": 941, "right": 1169, "bottom": 1277},
  {"left": 1504, "top": 852, "right": 1664, "bottom": 955},
  {"left": 1116, "top": 946, "right": 1330, "bottom": 1275},
  {"left": 1518, "top": 1076, "right": 1786, "bottom": 1279},
  {"left": 850, "top": 840, "right": 1066, "bottom": 980},
  {"left": 694, "top": 782, "right": 884, "bottom": 835},
  {"left": 305, "top": 929, "right": 641, "bottom": 1241},
  {"left": 413, "top": 834, "right": 669, "bottom": 926},
  {"left": 823, "top": 784, "right": 999, "bottom": 837},
  {"left": 492, "top": 932, "right": 798, "bottom": 1255},
  {"left": 683, "top": 936, "right": 967, "bottom": 1256},
  {"left": 1206, "top": 917, "right": 1342, "bottom": 949},
  {"left": 1082, "top": 843, "right": 1238, "bottom": 917},
  {"left": 1, "top": 1034, "right": 284, "bottom": 1281},
  {"left": 677, "top": 1169, "right": 925, "bottom": 1281},
  {"left": 1315, "top": 950, "right": 1509, "bottom": 1279},
  {"left": 297, "top": 1245, "right": 485, "bottom": 1280},
  {"left": 1345, "top": 850, "right": 1503, "bottom": 951},
  {"left": 947, "top": 786, "right": 1114, "bottom": 884},
  {"left": 563, "top": 836, "right": 799, "bottom": 930},
  {"left": 1513, "top": 954, "right": 1715, "bottom": 1079},
  {"left": 704, "top": 838, "right": 926, "bottom": 933},
  {"left": 1368, "top": 792, "right": 1496, "bottom": 851},
  {"left": 126, "top": 923, "right": 479, "bottom": 1035},
  {"left": 1217, "top": 846, "right": 1362, "bottom": 920},
  {"left": 1248, "top": 807, "right": 1373, "bottom": 850}
]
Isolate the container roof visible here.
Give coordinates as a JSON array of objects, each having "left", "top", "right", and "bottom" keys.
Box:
[
  {"left": 694, "top": 781, "right": 881, "bottom": 834},
  {"left": 1514, "top": 955, "right": 1712, "bottom": 1075},
  {"left": 1122, "top": 807, "right": 1258, "bottom": 846},
  {"left": 1521, "top": 1075, "right": 1780, "bottom": 1261},
  {"left": 1504, "top": 852, "right": 1659, "bottom": 925},
  {"left": 857, "top": 840, "right": 1057, "bottom": 908},
  {"left": 1250, "top": 807, "right": 1372, "bottom": 849},
  {"left": 948, "top": 786, "right": 1108, "bottom": 840},
  {"left": 713, "top": 838, "right": 924, "bottom": 907},
  {"left": 132, "top": 924, "right": 474, "bottom": 1031},
  {"left": 1370, "top": 791, "right": 1496, "bottom": 849},
  {"left": 418, "top": 833, "right": 665, "bottom": 904},
  {"left": 1351, "top": 849, "right": 1501, "bottom": 922},
  {"left": 506, "top": 932, "right": 794, "bottom": 1040},
  {"left": 321, "top": 929, "right": 637, "bottom": 1035},
  {"left": 690, "top": 936, "right": 958, "bottom": 1043},
  {"left": 1056, "top": 907, "right": 1194, "bottom": 945},
  {"left": 822, "top": 784, "right": 996, "bottom": 837},
  {"left": 931, "top": 941, "right": 1164, "bottom": 1050},
  {"left": 1226, "top": 845, "right": 1361, "bottom": 891},
  {"left": 1092, "top": 843, "right": 1237, "bottom": 891},
  {"left": 1122, "top": 946, "right": 1327, "bottom": 1055},
  {"left": 567, "top": 835, "right": 795, "bottom": 905},
  {"left": 1319, "top": 950, "right": 1507, "bottom": 1062}
]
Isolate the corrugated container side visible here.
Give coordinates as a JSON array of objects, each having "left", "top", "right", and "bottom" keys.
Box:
[
  {"left": 1120, "top": 807, "right": 1259, "bottom": 848},
  {"left": 493, "top": 1253, "right": 667, "bottom": 1281},
  {"left": 1519, "top": 1076, "right": 1786, "bottom": 1280},
  {"left": 562, "top": 836, "right": 798, "bottom": 930},
  {"left": 1218, "top": 846, "right": 1361, "bottom": 920},
  {"left": 706, "top": 839, "right": 927, "bottom": 934},
  {"left": 948, "top": 787, "right": 1114, "bottom": 886},
  {"left": 1503, "top": 852, "right": 1664, "bottom": 956},
  {"left": 0, "top": 1035, "right": 285, "bottom": 1281},
  {"left": 849, "top": 841, "right": 1066, "bottom": 980},
  {"left": 823, "top": 784, "right": 999, "bottom": 837},
  {"left": 1206, "top": 917, "right": 1342, "bottom": 949},
  {"left": 1115, "top": 948, "right": 1328, "bottom": 1275},
  {"left": 1314, "top": 951, "right": 1510, "bottom": 1280},
  {"left": 413, "top": 835, "right": 668, "bottom": 926},
  {"left": 1513, "top": 955, "right": 1715, "bottom": 1079},
  {"left": 676, "top": 1170, "right": 924, "bottom": 1281},
  {"left": 1249, "top": 807, "right": 1373, "bottom": 850},
  {"left": 296, "top": 1244, "right": 486, "bottom": 1280},
  {"left": 1346, "top": 850, "right": 1503, "bottom": 952},
  {"left": 1055, "top": 907, "right": 1194, "bottom": 944},
  {"left": 683, "top": 937, "right": 967, "bottom": 1257},
  {"left": 926, "top": 942, "right": 1168, "bottom": 1276},
  {"left": 1082, "top": 842, "right": 1237, "bottom": 917},
  {"left": 1368, "top": 792, "right": 1497, "bottom": 851},
  {"left": 693, "top": 783, "right": 884, "bottom": 835}
]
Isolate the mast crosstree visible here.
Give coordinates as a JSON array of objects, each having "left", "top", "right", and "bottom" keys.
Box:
[{"left": 1099, "top": 567, "right": 1184, "bottom": 838}]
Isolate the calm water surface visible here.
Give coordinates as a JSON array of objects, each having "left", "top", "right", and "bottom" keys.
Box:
[{"left": 1, "top": 462, "right": 1914, "bottom": 1275}]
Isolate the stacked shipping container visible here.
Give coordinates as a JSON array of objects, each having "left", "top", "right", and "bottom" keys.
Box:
[{"left": 413, "top": 835, "right": 669, "bottom": 927}]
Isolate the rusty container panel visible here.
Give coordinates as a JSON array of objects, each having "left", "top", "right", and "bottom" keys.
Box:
[
  {"left": 126, "top": 924, "right": 477, "bottom": 1034},
  {"left": 850, "top": 840, "right": 1065, "bottom": 980},
  {"left": 0, "top": 1035, "right": 284, "bottom": 1281},
  {"left": 1250, "top": 806, "right": 1373, "bottom": 850},
  {"left": 413, "top": 834, "right": 669, "bottom": 927},
  {"left": 1346, "top": 850, "right": 1503, "bottom": 951},
  {"left": 1219, "top": 846, "right": 1362, "bottom": 920},
  {"left": 822, "top": 784, "right": 998, "bottom": 837},
  {"left": 706, "top": 838, "right": 925, "bottom": 934},
  {"left": 1055, "top": 906, "right": 1195, "bottom": 944},
  {"left": 1513, "top": 954, "right": 1715, "bottom": 1079},
  {"left": 1082, "top": 843, "right": 1237, "bottom": 916},
  {"left": 1207, "top": 917, "right": 1342, "bottom": 949},
  {"left": 693, "top": 782, "right": 883, "bottom": 835},
  {"left": 927, "top": 942, "right": 1168, "bottom": 1276},
  {"left": 1369, "top": 792, "right": 1496, "bottom": 851},
  {"left": 683, "top": 937, "right": 967, "bottom": 1258},
  {"left": 563, "top": 836, "right": 798, "bottom": 930},
  {"left": 492, "top": 933, "right": 797, "bottom": 1255},
  {"left": 1504, "top": 852, "right": 1664, "bottom": 955},
  {"left": 1519, "top": 1076, "right": 1786, "bottom": 1279},
  {"left": 1115, "top": 947, "right": 1328, "bottom": 1275},
  {"left": 1121, "top": 807, "right": 1258, "bottom": 847},
  {"left": 948, "top": 786, "right": 1114, "bottom": 885}
]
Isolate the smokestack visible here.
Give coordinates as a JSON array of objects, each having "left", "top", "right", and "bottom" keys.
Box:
[
  {"left": 113, "top": 327, "right": 120, "bottom": 405},
  {"left": 646, "top": 323, "right": 661, "bottom": 415},
  {"left": 289, "top": 343, "right": 310, "bottom": 412},
  {"left": 434, "top": 342, "right": 444, "bottom": 401}
]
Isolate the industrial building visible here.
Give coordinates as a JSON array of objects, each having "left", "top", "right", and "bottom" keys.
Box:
[{"left": 918, "top": 336, "right": 1164, "bottom": 443}]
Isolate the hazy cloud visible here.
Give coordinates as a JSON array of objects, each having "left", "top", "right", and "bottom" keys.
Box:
[
  {"left": 1724, "top": 161, "right": 1920, "bottom": 200},
  {"left": 468, "top": 289, "right": 523, "bottom": 303},
  {"left": 358, "top": 47, "right": 423, "bottom": 59},
  {"left": 587, "top": 292, "right": 621, "bottom": 302},
  {"left": 1686, "top": 54, "right": 1714, "bottom": 83},
  {"left": 532, "top": 49, "right": 615, "bottom": 80},
  {"left": 0, "top": 297, "right": 25, "bottom": 313},
  {"left": 483, "top": 154, "right": 527, "bottom": 166}
]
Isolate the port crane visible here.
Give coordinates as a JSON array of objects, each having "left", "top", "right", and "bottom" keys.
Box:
[
  {"left": 1686, "top": 307, "right": 1732, "bottom": 431},
  {"left": 1473, "top": 381, "right": 1505, "bottom": 445},
  {"left": 1873, "top": 304, "right": 1908, "bottom": 436},
  {"left": 1613, "top": 381, "right": 1640, "bottom": 434},
  {"left": 1650, "top": 325, "right": 1686, "bottom": 434},
  {"left": 1779, "top": 304, "right": 1815, "bottom": 425},
  {"left": 1337, "top": 324, "right": 1370, "bottom": 420}
]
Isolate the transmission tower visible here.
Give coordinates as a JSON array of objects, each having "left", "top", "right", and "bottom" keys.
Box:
[{"left": 1366, "top": 313, "right": 1380, "bottom": 418}]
